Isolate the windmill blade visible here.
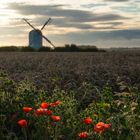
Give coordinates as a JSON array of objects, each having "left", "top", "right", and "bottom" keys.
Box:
[
  {"left": 42, "top": 35, "right": 55, "bottom": 49},
  {"left": 41, "top": 18, "right": 51, "bottom": 31},
  {"left": 23, "top": 18, "right": 37, "bottom": 30}
]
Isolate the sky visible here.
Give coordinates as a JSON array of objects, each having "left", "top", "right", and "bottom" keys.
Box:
[{"left": 0, "top": 0, "right": 140, "bottom": 48}]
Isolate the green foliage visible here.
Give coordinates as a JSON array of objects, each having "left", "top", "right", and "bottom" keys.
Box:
[{"left": 0, "top": 73, "right": 140, "bottom": 140}]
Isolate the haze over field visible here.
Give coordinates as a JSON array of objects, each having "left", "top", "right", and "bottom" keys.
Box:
[{"left": 0, "top": 0, "right": 140, "bottom": 48}]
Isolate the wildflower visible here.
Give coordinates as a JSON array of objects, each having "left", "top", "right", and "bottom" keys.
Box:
[
  {"left": 23, "top": 107, "right": 32, "bottom": 113},
  {"left": 46, "top": 110, "right": 53, "bottom": 116},
  {"left": 83, "top": 117, "right": 93, "bottom": 125},
  {"left": 94, "top": 122, "right": 105, "bottom": 133},
  {"left": 18, "top": 119, "right": 27, "bottom": 128},
  {"left": 104, "top": 124, "right": 111, "bottom": 129},
  {"left": 94, "top": 122, "right": 111, "bottom": 133},
  {"left": 50, "top": 100, "right": 61, "bottom": 107},
  {"left": 42, "top": 109, "right": 48, "bottom": 113},
  {"left": 78, "top": 131, "right": 88, "bottom": 139},
  {"left": 41, "top": 102, "right": 49, "bottom": 108},
  {"left": 35, "top": 108, "right": 44, "bottom": 116},
  {"left": 51, "top": 116, "right": 61, "bottom": 122}
]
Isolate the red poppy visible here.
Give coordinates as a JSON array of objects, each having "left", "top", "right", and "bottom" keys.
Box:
[
  {"left": 96, "top": 122, "right": 105, "bottom": 126},
  {"left": 94, "top": 122, "right": 111, "bottom": 133},
  {"left": 51, "top": 116, "right": 61, "bottom": 121},
  {"left": 18, "top": 119, "right": 27, "bottom": 128},
  {"left": 83, "top": 117, "right": 93, "bottom": 125},
  {"left": 104, "top": 123, "right": 111, "bottom": 129},
  {"left": 23, "top": 107, "right": 32, "bottom": 113},
  {"left": 41, "top": 102, "right": 49, "bottom": 108},
  {"left": 78, "top": 131, "right": 88, "bottom": 139},
  {"left": 46, "top": 110, "right": 53, "bottom": 116},
  {"left": 35, "top": 108, "right": 44, "bottom": 116},
  {"left": 50, "top": 101, "right": 61, "bottom": 107},
  {"left": 94, "top": 122, "right": 105, "bottom": 133}
]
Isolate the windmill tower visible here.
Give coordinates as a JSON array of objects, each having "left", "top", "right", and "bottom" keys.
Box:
[{"left": 23, "top": 18, "right": 55, "bottom": 50}]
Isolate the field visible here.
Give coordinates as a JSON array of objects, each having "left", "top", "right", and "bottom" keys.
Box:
[{"left": 0, "top": 51, "right": 140, "bottom": 140}]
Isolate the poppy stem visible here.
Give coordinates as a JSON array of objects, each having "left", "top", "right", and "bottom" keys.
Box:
[
  {"left": 22, "top": 128, "right": 27, "bottom": 140},
  {"left": 53, "top": 125, "right": 58, "bottom": 140}
]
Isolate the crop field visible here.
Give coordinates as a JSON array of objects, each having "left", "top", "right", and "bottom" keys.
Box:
[
  {"left": 0, "top": 51, "right": 140, "bottom": 140},
  {"left": 0, "top": 51, "right": 140, "bottom": 90}
]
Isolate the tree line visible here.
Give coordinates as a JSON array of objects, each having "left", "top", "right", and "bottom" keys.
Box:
[{"left": 0, "top": 44, "right": 106, "bottom": 52}]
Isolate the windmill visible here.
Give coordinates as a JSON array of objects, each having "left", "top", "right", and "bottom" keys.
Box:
[{"left": 23, "top": 18, "right": 55, "bottom": 50}]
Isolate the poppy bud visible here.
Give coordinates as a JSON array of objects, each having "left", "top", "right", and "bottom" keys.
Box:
[
  {"left": 78, "top": 131, "right": 88, "bottom": 139},
  {"left": 18, "top": 119, "right": 27, "bottom": 128},
  {"left": 23, "top": 107, "right": 32, "bottom": 113},
  {"left": 51, "top": 116, "right": 61, "bottom": 121},
  {"left": 83, "top": 117, "right": 93, "bottom": 125},
  {"left": 41, "top": 102, "right": 49, "bottom": 108}
]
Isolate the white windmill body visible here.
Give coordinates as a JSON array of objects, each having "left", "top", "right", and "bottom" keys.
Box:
[
  {"left": 23, "top": 18, "right": 55, "bottom": 50},
  {"left": 29, "top": 30, "right": 42, "bottom": 49}
]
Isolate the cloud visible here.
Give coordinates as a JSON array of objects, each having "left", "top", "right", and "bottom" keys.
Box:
[
  {"left": 7, "top": 2, "right": 128, "bottom": 31},
  {"left": 54, "top": 22, "right": 93, "bottom": 30},
  {"left": 99, "top": 21, "right": 123, "bottom": 25},
  {"left": 113, "top": 5, "right": 140, "bottom": 13},
  {"left": 46, "top": 29, "right": 140, "bottom": 48},
  {"left": 81, "top": 3, "right": 107, "bottom": 8},
  {"left": 104, "top": 0, "right": 130, "bottom": 2},
  {"left": 0, "top": 25, "right": 27, "bottom": 35},
  {"left": 99, "top": 29, "right": 140, "bottom": 40},
  {"left": 7, "top": 3, "right": 127, "bottom": 22},
  {"left": 53, "top": 29, "right": 140, "bottom": 44}
]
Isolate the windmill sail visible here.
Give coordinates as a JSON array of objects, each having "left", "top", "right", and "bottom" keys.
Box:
[
  {"left": 42, "top": 35, "right": 55, "bottom": 49},
  {"left": 41, "top": 18, "right": 51, "bottom": 30},
  {"left": 23, "top": 18, "right": 37, "bottom": 30}
]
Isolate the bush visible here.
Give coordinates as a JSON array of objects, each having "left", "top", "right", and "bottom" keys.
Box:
[
  {"left": 20, "top": 47, "right": 35, "bottom": 52},
  {"left": 0, "top": 46, "right": 19, "bottom": 52}
]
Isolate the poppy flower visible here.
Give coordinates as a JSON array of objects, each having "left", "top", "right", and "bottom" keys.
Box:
[
  {"left": 94, "top": 122, "right": 105, "bottom": 133},
  {"left": 46, "top": 110, "right": 53, "bottom": 116},
  {"left": 23, "top": 107, "right": 32, "bottom": 113},
  {"left": 50, "top": 100, "right": 61, "bottom": 107},
  {"left": 104, "top": 123, "right": 111, "bottom": 129},
  {"left": 94, "top": 122, "right": 111, "bottom": 133},
  {"left": 51, "top": 116, "right": 61, "bottom": 121},
  {"left": 18, "top": 119, "right": 27, "bottom": 128},
  {"left": 41, "top": 102, "right": 49, "bottom": 108},
  {"left": 35, "top": 108, "right": 44, "bottom": 116},
  {"left": 83, "top": 117, "right": 93, "bottom": 125},
  {"left": 78, "top": 131, "right": 88, "bottom": 139},
  {"left": 96, "top": 122, "right": 105, "bottom": 126}
]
